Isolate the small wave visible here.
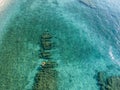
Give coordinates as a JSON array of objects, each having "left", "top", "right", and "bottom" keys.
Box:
[
  {"left": 77, "top": 0, "right": 96, "bottom": 9},
  {"left": 109, "top": 46, "right": 120, "bottom": 67}
]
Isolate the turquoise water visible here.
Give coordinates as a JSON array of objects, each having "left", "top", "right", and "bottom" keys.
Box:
[{"left": 0, "top": 0, "right": 120, "bottom": 90}]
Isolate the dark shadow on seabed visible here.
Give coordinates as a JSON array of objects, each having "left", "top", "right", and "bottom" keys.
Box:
[{"left": 0, "top": 0, "right": 108, "bottom": 90}]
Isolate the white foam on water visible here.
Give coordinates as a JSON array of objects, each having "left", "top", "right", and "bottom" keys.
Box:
[{"left": 109, "top": 46, "right": 120, "bottom": 67}]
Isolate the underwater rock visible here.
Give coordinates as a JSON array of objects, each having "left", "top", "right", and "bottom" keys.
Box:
[
  {"left": 106, "top": 76, "right": 120, "bottom": 90},
  {"left": 39, "top": 51, "right": 51, "bottom": 59},
  {"left": 97, "top": 72, "right": 106, "bottom": 86},
  {"left": 96, "top": 72, "right": 120, "bottom": 90},
  {"left": 33, "top": 67, "right": 58, "bottom": 90},
  {"left": 40, "top": 31, "right": 53, "bottom": 50},
  {"left": 100, "top": 86, "right": 106, "bottom": 90},
  {"left": 41, "top": 41, "right": 53, "bottom": 50},
  {"left": 41, "top": 61, "right": 58, "bottom": 69},
  {"left": 41, "top": 32, "right": 52, "bottom": 39},
  {"left": 33, "top": 31, "right": 58, "bottom": 90}
]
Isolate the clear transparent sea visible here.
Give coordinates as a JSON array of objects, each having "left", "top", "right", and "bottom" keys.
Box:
[{"left": 0, "top": 0, "right": 120, "bottom": 90}]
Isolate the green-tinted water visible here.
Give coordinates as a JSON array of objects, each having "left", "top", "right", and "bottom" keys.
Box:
[{"left": 0, "top": 0, "right": 120, "bottom": 90}]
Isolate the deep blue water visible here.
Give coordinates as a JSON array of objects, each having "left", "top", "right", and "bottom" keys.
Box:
[{"left": 0, "top": 0, "right": 120, "bottom": 90}]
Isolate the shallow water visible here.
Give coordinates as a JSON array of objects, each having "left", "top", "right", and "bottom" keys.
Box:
[{"left": 0, "top": 0, "right": 120, "bottom": 90}]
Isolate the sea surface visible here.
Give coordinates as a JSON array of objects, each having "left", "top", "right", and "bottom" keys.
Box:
[{"left": 0, "top": 0, "right": 120, "bottom": 90}]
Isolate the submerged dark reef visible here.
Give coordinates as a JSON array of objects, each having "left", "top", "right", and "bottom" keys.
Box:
[
  {"left": 96, "top": 71, "right": 120, "bottom": 90},
  {"left": 0, "top": 0, "right": 120, "bottom": 90},
  {"left": 32, "top": 31, "right": 58, "bottom": 90}
]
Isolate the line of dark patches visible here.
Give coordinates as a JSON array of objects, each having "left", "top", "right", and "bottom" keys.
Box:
[{"left": 32, "top": 32, "right": 58, "bottom": 90}]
